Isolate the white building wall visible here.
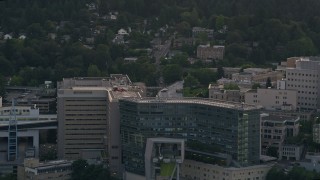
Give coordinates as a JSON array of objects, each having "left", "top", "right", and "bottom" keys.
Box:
[
  {"left": 277, "top": 80, "right": 286, "bottom": 90},
  {"left": 245, "top": 88, "right": 297, "bottom": 110},
  {"left": 181, "top": 160, "right": 273, "bottom": 180},
  {"left": 279, "top": 145, "right": 303, "bottom": 161},
  {"left": 285, "top": 59, "right": 320, "bottom": 110}
]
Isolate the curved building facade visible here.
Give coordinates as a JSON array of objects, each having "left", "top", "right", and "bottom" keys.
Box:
[{"left": 119, "top": 98, "right": 262, "bottom": 175}]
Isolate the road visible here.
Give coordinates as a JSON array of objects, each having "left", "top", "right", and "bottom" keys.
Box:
[
  {"left": 157, "top": 81, "right": 184, "bottom": 98},
  {"left": 152, "top": 37, "right": 173, "bottom": 86},
  {"left": 154, "top": 39, "right": 172, "bottom": 65}
]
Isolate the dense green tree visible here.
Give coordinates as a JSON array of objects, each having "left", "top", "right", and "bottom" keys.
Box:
[
  {"left": 266, "top": 146, "right": 278, "bottom": 158},
  {"left": 170, "top": 53, "right": 190, "bottom": 67},
  {"left": 286, "top": 37, "right": 317, "bottom": 56},
  {"left": 217, "top": 66, "right": 224, "bottom": 79},
  {"left": 162, "top": 64, "right": 183, "bottom": 84},
  {"left": 0, "top": 173, "right": 15, "bottom": 180},
  {"left": 87, "top": 64, "right": 102, "bottom": 77},
  {"left": 3, "top": 0, "right": 320, "bottom": 88},
  {"left": 71, "top": 159, "right": 115, "bottom": 180},
  {"left": 72, "top": 159, "right": 89, "bottom": 180},
  {"left": 0, "top": 55, "right": 14, "bottom": 76},
  {"left": 266, "top": 77, "right": 272, "bottom": 88},
  {"left": 189, "top": 69, "right": 216, "bottom": 86},
  {"left": 26, "top": 23, "right": 46, "bottom": 39},
  {"left": 266, "top": 167, "right": 286, "bottom": 180},
  {"left": 0, "top": 75, "right": 6, "bottom": 98},
  {"left": 176, "top": 21, "right": 191, "bottom": 37},
  {"left": 215, "top": 15, "right": 225, "bottom": 30},
  {"left": 251, "top": 83, "right": 261, "bottom": 89},
  {"left": 224, "top": 83, "right": 240, "bottom": 90},
  {"left": 184, "top": 74, "right": 199, "bottom": 88}
]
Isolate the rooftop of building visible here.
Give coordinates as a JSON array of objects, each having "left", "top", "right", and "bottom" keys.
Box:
[
  {"left": 192, "top": 27, "right": 213, "bottom": 31},
  {"left": 59, "top": 74, "right": 132, "bottom": 89},
  {"left": 120, "top": 97, "right": 261, "bottom": 110},
  {"left": 4, "top": 86, "right": 56, "bottom": 105},
  {"left": 243, "top": 68, "right": 271, "bottom": 73},
  {"left": 25, "top": 159, "right": 72, "bottom": 170},
  {"left": 109, "top": 86, "right": 141, "bottom": 100},
  {"left": 246, "top": 89, "right": 257, "bottom": 93}
]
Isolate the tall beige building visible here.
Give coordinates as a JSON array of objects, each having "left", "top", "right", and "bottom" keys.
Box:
[
  {"left": 57, "top": 75, "right": 141, "bottom": 175},
  {"left": 245, "top": 88, "right": 298, "bottom": 110},
  {"left": 285, "top": 57, "right": 320, "bottom": 110}
]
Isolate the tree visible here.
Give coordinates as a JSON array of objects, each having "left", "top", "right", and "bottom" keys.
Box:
[
  {"left": 162, "top": 64, "right": 183, "bottom": 84},
  {"left": 176, "top": 21, "right": 191, "bottom": 37},
  {"left": 215, "top": 15, "right": 225, "bottom": 30},
  {"left": 87, "top": 64, "right": 102, "bottom": 77},
  {"left": 224, "top": 83, "right": 240, "bottom": 90},
  {"left": 170, "top": 53, "right": 189, "bottom": 67},
  {"left": 266, "top": 167, "right": 286, "bottom": 180},
  {"left": 266, "top": 146, "right": 278, "bottom": 158},
  {"left": 72, "top": 159, "right": 89, "bottom": 180},
  {"left": 71, "top": 159, "right": 114, "bottom": 180},
  {"left": 10, "top": 75, "right": 23, "bottom": 86},
  {"left": 0, "top": 56, "right": 14, "bottom": 76},
  {"left": 189, "top": 69, "right": 216, "bottom": 86},
  {"left": 266, "top": 77, "right": 272, "bottom": 88},
  {"left": 184, "top": 74, "right": 199, "bottom": 88},
  {"left": 0, "top": 74, "right": 6, "bottom": 98},
  {"left": 0, "top": 173, "right": 15, "bottom": 180},
  {"left": 252, "top": 83, "right": 261, "bottom": 89},
  {"left": 217, "top": 66, "right": 225, "bottom": 79}
]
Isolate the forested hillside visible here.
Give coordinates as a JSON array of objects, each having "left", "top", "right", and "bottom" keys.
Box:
[{"left": 0, "top": 0, "right": 319, "bottom": 87}]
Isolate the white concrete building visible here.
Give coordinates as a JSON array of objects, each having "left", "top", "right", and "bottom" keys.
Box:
[
  {"left": 285, "top": 57, "right": 320, "bottom": 110},
  {"left": 279, "top": 144, "right": 303, "bottom": 161},
  {"left": 232, "top": 71, "right": 283, "bottom": 85},
  {"left": 0, "top": 104, "right": 57, "bottom": 158},
  {"left": 17, "top": 158, "right": 72, "bottom": 180},
  {"left": 245, "top": 88, "right": 298, "bottom": 110},
  {"left": 181, "top": 160, "right": 273, "bottom": 180},
  {"left": 260, "top": 113, "right": 300, "bottom": 155},
  {"left": 208, "top": 84, "right": 245, "bottom": 102},
  {"left": 57, "top": 75, "right": 142, "bottom": 176}
]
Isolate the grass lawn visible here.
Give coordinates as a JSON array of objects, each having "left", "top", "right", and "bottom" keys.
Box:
[{"left": 160, "top": 163, "right": 175, "bottom": 176}]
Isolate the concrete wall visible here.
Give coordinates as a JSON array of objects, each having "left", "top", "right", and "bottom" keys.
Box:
[
  {"left": 107, "top": 95, "right": 122, "bottom": 175},
  {"left": 181, "top": 159, "right": 273, "bottom": 180},
  {"left": 245, "top": 88, "right": 297, "bottom": 110}
]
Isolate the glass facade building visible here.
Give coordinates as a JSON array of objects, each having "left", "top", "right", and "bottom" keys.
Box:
[{"left": 119, "top": 98, "right": 261, "bottom": 175}]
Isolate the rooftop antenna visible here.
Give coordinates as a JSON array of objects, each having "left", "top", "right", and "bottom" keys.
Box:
[{"left": 8, "top": 99, "right": 18, "bottom": 161}]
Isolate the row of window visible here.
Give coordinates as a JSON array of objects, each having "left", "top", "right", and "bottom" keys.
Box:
[
  {"left": 262, "top": 129, "right": 283, "bottom": 134},
  {"left": 287, "top": 73, "right": 318, "bottom": 77},
  {"left": 262, "top": 135, "right": 281, "bottom": 139},
  {"left": 298, "top": 97, "right": 316, "bottom": 100},
  {"left": 297, "top": 102, "right": 317, "bottom": 106}
]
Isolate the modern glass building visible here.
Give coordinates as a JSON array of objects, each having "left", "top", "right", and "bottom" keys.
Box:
[{"left": 119, "top": 98, "right": 262, "bottom": 175}]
